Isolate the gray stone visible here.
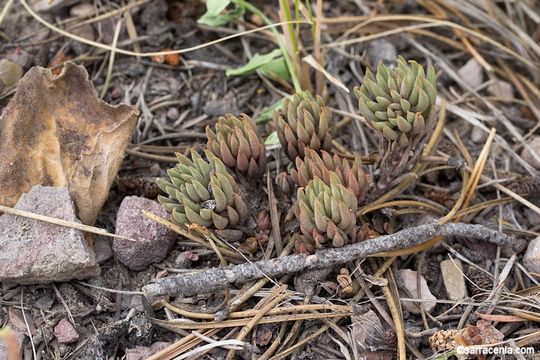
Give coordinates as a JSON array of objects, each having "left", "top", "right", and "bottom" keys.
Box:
[
  {"left": 521, "top": 137, "right": 540, "bottom": 170},
  {"left": 351, "top": 309, "right": 385, "bottom": 351},
  {"left": 367, "top": 39, "right": 397, "bottom": 67},
  {"left": 523, "top": 237, "right": 540, "bottom": 273},
  {"left": 0, "top": 186, "right": 100, "bottom": 284},
  {"left": 458, "top": 58, "right": 484, "bottom": 88},
  {"left": 113, "top": 196, "right": 176, "bottom": 270},
  {"left": 440, "top": 259, "right": 467, "bottom": 300},
  {"left": 488, "top": 79, "right": 514, "bottom": 100},
  {"left": 125, "top": 342, "right": 170, "bottom": 360},
  {"left": 54, "top": 318, "right": 79, "bottom": 344},
  {"left": 470, "top": 126, "right": 488, "bottom": 144},
  {"left": 398, "top": 269, "right": 437, "bottom": 314}
]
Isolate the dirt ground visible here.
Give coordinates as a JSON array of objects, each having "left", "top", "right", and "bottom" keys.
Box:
[{"left": 1, "top": 0, "right": 540, "bottom": 359}]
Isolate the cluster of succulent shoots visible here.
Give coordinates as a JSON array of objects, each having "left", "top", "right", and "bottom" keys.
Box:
[
  {"left": 355, "top": 56, "right": 437, "bottom": 196},
  {"left": 272, "top": 92, "right": 370, "bottom": 252},
  {"left": 206, "top": 114, "right": 266, "bottom": 178},
  {"left": 156, "top": 56, "right": 437, "bottom": 254},
  {"left": 296, "top": 174, "right": 359, "bottom": 250},
  {"left": 291, "top": 149, "right": 370, "bottom": 203},
  {"left": 273, "top": 92, "right": 333, "bottom": 161},
  {"left": 158, "top": 113, "right": 266, "bottom": 236},
  {"left": 157, "top": 151, "right": 249, "bottom": 230},
  {"left": 354, "top": 56, "right": 437, "bottom": 148}
]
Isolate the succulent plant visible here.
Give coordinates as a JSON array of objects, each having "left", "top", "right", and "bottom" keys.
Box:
[
  {"left": 354, "top": 56, "right": 438, "bottom": 198},
  {"left": 273, "top": 91, "right": 333, "bottom": 161},
  {"left": 206, "top": 113, "right": 267, "bottom": 178},
  {"left": 157, "top": 150, "right": 249, "bottom": 230},
  {"left": 290, "top": 148, "right": 370, "bottom": 203},
  {"left": 296, "top": 173, "right": 358, "bottom": 249},
  {"left": 354, "top": 56, "right": 437, "bottom": 148}
]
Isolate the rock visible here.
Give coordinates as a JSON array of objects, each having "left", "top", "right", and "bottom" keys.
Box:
[
  {"left": 458, "top": 58, "right": 484, "bottom": 88},
  {"left": 54, "top": 318, "right": 79, "bottom": 344},
  {"left": 125, "top": 342, "right": 170, "bottom": 360},
  {"left": 94, "top": 236, "right": 113, "bottom": 264},
  {"left": 525, "top": 208, "right": 540, "bottom": 227},
  {"left": 523, "top": 236, "right": 540, "bottom": 273},
  {"left": 440, "top": 259, "right": 467, "bottom": 300},
  {"left": 113, "top": 196, "right": 176, "bottom": 270},
  {"left": 351, "top": 309, "right": 385, "bottom": 351},
  {"left": 488, "top": 79, "right": 514, "bottom": 100},
  {"left": 5, "top": 49, "right": 33, "bottom": 69},
  {"left": 166, "top": 107, "right": 179, "bottom": 121},
  {"left": 70, "top": 3, "right": 95, "bottom": 17},
  {"left": 174, "top": 251, "right": 198, "bottom": 268},
  {"left": 0, "top": 59, "right": 23, "bottom": 89},
  {"left": 470, "top": 126, "right": 488, "bottom": 144},
  {"left": 521, "top": 136, "right": 540, "bottom": 170},
  {"left": 0, "top": 186, "right": 100, "bottom": 284},
  {"left": 367, "top": 39, "right": 397, "bottom": 67},
  {"left": 398, "top": 269, "right": 437, "bottom": 314}
]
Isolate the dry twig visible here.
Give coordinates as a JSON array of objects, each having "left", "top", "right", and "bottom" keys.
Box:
[{"left": 143, "top": 222, "right": 512, "bottom": 298}]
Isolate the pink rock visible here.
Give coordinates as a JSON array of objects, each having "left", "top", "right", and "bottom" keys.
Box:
[
  {"left": 54, "top": 318, "right": 79, "bottom": 344},
  {"left": 0, "top": 185, "right": 100, "bottom": 284},
  {"left": 113, "top": 196, "right": 176, "bottom": 270}
]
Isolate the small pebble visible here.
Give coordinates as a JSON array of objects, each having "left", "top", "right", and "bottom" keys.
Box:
[
  {"left": 488, "top": 79, "right": 514, "bottom": 100},
  {"left": 523, "top": 236, "right": 540, "bottom": 273},
  {"left": 367, "top": 39, "right": 397, "bottom": 67},
  {"left": 54, "top": 318, "right": 79, "bottom": 344},
  {"left": 70, "top": 3, "right": 95, "bottom": 17},
  {"left": 440, "top": 259, "right": 467, "bottom": 300},
  {"left": 470, "top": 126, "right": 488, "bottom": 144},
  {"left": 458, "top": 58, "right": 484, "bottom": 88},
  {"left": 113, "top": 196, "right": 176, "bottom": 270},
  {"left": 521, "top": 136, "right": 540, "bottom": 169},
  {"left": 398, "top": 269, "right": 437, "bottom": 314},
  {"left": 166, "top": 107, "right": 179, "bottom": 121}
]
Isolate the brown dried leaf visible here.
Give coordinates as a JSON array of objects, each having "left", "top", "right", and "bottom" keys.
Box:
[{"left": 0, "top": 62, "right": 138, "bottom": 224}]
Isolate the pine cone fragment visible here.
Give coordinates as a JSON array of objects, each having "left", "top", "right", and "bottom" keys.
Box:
[
  {"left": 206, "top": 113, "right": 266, "bottom": 178},
  {"left": 157, "top": 150, "right": 248, "bottom": 230},
  {"left": 273, "top": 91, "right": 333, "bottom": 161}
]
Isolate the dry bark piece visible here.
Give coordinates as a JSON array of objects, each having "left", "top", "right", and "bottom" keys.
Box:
[{"left": 0, "top": 62, "right": 138, "bottom": 224}]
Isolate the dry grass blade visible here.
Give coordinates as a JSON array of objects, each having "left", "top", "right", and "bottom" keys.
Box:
[
  {"left": 147, "top": 329, "right": 220, "bottom": 360},
  {"left": 458, "top": 128, "right": 497, "bottom": 220},
  {"left": 0, "top": 204, "right": 133, "bottom": 241},
  {"left": 162, "top": 300, "right": 351, "bottom": 320},
  {"left": 19, "top": 0, "right": 310, "bottom": 58},
  {"left": 382, "top": 270, "right": 406, "bottom": 360},
  {"left": 150, "top": 310, "right": 352, "bottom": 330},
  {"left": 302, "top": 54, "right": 349, "bottom": 93},
  {"left": 226, "top": 286, "right": 290, "bottom": 359}
]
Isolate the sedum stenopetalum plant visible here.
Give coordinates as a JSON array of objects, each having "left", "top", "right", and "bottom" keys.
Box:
[
  {"left": 295, "top": 173, "right": 358, "bottom": 251},
  {"left": 273, "top": 91, "right": 333, "bottom": 161},
  {"left": 290, "top": 148, "right": 371, "bottom": 203},
  {"left": 354, "top": 56, "right": 437, "bottom": 196},
  {"left": 206, "top": 113, "right": 266, "bottom": 178},
  {"left": 157, "top": 150, "right": 248, "bottom": 230}
]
